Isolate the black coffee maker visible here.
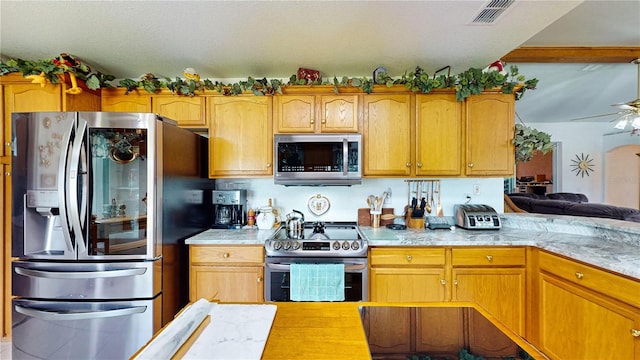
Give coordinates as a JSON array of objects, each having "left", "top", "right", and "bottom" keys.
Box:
[{"left": 212, "top": 190, "right": 247, "bottom": 229}]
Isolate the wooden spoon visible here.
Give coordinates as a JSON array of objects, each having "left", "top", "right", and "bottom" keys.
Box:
[
  {"left": 380, "top": 213, "right": 402, "bottom": 220},
  {"left": 425, "top": 181, "right": 432, "bottom": 214}
]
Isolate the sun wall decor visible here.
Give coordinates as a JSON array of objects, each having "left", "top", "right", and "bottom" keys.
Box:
[{"left": 570, "top": 153, "right": 595, "bottom": 178}]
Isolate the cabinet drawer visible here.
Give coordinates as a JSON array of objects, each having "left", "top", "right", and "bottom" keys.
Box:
[
  {"left": 539, "top": 251, "right": 640, "bottom": 308},
  {"left": 452, "top": 247, "right": 525, "bottom": 266},
  {"left": 370, "top": 248, "right": 445, "bottom": 266},
  {"left": 190, "top": 245, "right": 264, "bottom": 265}
]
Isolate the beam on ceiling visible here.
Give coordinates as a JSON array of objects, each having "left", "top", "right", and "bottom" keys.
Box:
[{"left": 502, "top": 47, "right": 640, "bottom": 63}]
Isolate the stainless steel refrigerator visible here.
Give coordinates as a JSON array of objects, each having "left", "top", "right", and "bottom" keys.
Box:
[{"left": 11, "top": 112, "right": 211, "bottom": 359}]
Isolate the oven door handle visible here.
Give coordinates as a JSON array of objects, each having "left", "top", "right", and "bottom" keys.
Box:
[{"left": 266, "top": 262, "right": 366, "bottom": 271}]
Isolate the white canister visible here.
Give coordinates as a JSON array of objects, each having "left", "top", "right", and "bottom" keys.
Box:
[{"left": 256, "top": 212, "right": 276, "bottom": 230}]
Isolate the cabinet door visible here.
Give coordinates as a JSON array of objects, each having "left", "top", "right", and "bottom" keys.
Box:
[
  {"left": 190, "top": 265, "right": 264, "bottom": 302},
  {"left": 415, "top": 307, "right": 465, "bottom": 354},
  {"left": 208, "top": 96, "right": 273, "bottom": 177},
  {"left": 370, "top": 267, "right": 447, "bottom": 302},
  {"left": 362, "top": 306, "right": 412, "bottom": 355},
  {"left": 362, "top": 94, "right": 412, "bottom": 176},
  {"left": 274, "top": 95, "right": 316, "bottom": 133},
  {"left": 152, "top": 96, "right": 206, "bottom": 128},
  {"left": 415, "top": 94, "right": 462, "bottom": 176},
  {"left": 102, "top": 93, "right": 151, "bottom": 112},
  {"left": 465, "top": 94, "right": 515, "bottom": 176},
  {"left": 1, "top": 165, "right": 7, "bottom": 336},
  {"left": 452, "top": 268, "right": 525, "bottom": 335},
  {"left": 320, "top": 95, "right": 358, "bottom": 133},
  {"left": 539, "top": 273, "right": 640, "bottom": 360}
]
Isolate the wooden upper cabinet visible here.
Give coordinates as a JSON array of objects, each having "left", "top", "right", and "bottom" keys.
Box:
[
  {"left": 465, "top": 93, "right": 515, "bottom": 176},
  {"left": 274, "top": 94, "right": 358, "bottom": 133},
  {"left": 207, "top": 96, "right": 273, "bottom": 177},
  {"left": 152, "top": 95, "right": 206, "bottom": 128},
  {"left": 415, "top": 94, "right": 463, "bottom": 176},
  {"left": 101, "top": 89, "right": 151, "bottom": 113},
  {"left": 362, "top": 94, "right": 412, "bottom": 176}
]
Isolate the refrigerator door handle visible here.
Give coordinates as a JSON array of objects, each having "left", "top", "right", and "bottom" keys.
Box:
[
  {"left": 15, "top": 304, "right": 147, "bottom": 321},
  {"left": 15, "top": 266, "right": 147, "bottom": 279},
  {"left": 68, "top": 118, "right": 88, "bottom": 254}
]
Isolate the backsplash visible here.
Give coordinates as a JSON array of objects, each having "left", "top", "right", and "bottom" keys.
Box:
[{"left": 214, "top": 178, "right": 505, "bottom": 222}]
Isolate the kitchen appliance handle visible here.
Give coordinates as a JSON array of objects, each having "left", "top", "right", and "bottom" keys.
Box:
[
  {"left": 266, "top": 262, "right": 366, "bottom": 271},
  {"left": 68, "top": 118, "right": 88, "bottom": 254},
  {"left": 15, "top": 266, "right": 147, "bottom": 279},
  {"left": 343, "top": 138, "right": 348, "bottom": 175},
  {"left": 15, "top": 304, "right": 147, "bottom": 321}
]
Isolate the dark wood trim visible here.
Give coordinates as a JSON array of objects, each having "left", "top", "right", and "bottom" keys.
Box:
[{"left": 502, "top": 46, "right": 640, "bottom": 63}]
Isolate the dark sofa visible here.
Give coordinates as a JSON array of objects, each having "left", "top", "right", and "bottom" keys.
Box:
[{"left": 507, "top": 192, "right": 640, "bottom": 223}]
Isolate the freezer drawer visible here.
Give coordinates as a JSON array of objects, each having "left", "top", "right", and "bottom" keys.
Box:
[
  {"left": 12, "top": 260, "right": 161, "bottom": 300},
  {"left": 12, "top": 296, "right": 161, "bottom": 360}
]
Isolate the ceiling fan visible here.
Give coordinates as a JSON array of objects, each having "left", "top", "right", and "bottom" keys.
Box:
[{"left": 571, "top": 58, "right": 640, "bottom": 132}]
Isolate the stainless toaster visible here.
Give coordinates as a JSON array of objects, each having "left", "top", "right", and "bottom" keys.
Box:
[{"left": 454, "top": 204, "right": 501, "bottom": 230}]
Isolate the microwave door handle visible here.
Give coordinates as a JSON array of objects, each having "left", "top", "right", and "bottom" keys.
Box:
[
  {"left": 343, "top": 138, "right": 348, "bottom": 175},
  {"left": 14, "top": 304, "right": 146, "bottom": 321},
  {"left": 67, "top": 118, "right": 88, "bottom": 254}
]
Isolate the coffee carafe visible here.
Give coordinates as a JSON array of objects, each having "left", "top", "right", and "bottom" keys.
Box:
[{"left": 212, "top": 190, "right": 247, "bottom": 229}]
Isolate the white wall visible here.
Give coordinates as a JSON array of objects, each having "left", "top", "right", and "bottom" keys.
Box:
[
  {"left": 527, "top": 122, "right": 640, "bottom": 203},
  {"left": 215, "top": 177, "right": 505, "bottom": 222}
]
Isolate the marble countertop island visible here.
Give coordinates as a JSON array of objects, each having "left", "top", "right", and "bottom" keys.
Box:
[{"left": 185, "top": 213, "right": 640, "bottom": 280}]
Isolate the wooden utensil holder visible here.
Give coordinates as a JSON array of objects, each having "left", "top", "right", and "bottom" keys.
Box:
[{"left": 370, "top": 210, "right": 381, "bottom": 228}]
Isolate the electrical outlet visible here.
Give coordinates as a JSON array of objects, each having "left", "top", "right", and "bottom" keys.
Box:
[
  {"left": 473, "top": 184, "right": 481, "bottom": 195},
  {"left": 383, "top": 187, "right": 392, "bottom": 204}
]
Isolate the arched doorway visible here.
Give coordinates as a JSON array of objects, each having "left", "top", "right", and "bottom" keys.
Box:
[{"left": 605, "top": 144, "right": 640, "bottom": 208}]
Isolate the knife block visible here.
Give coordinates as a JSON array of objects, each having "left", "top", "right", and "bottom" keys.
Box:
[{"left": 405, "top": 212, "right": 425, "bottom": 229}]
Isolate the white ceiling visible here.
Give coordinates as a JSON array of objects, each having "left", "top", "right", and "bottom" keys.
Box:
[{"left": 1, "top": 0, "right": 639, "bottom": 127}]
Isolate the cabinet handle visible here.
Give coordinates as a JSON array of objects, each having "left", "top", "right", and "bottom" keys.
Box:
[
  {"left": 417, "top": 163, "right": 422, "bottom": 168},
  {"left": 257, "top": 277, "right": 263, "bottom": 283},
  {"left": 222, "top": 253, "right": 230, "bottom": 259},
  {"left": 575, "top": 272, "right": 584, "bottom": 279},
  {"left": 321, "top": 119, "right": 326, "bottom": 124},
  {"left": 310, "top": 119, "right": 315, "bottom": 124},
  {"left": 406, "top": 255, "right": 412, "bottom": 262},
  {"left": 631, "top": 329, "right": 640, "bottom": 337},
  {"left": 405, "top": 162, "right": 411, "bottom": 167},
  {"left": 440, "top": 279, "right": 446, "bottom": 285},
  {"left": 486, "top": 255, "right": 493, "bottom": 262},
  {"left": 5, "top": 172, "right": 10, "bottom": 177},
  {"left": 468, "top": 163, "right": 474, "bottom": 168},
  {"left": 453, "top": 279, "right": 458, "bottom": 286},
  {"left": 5, "top": 142, "right": 11, "bottom": 147},
  {"left": 266, "top": 163, "right": 272, "bottom": 168}
]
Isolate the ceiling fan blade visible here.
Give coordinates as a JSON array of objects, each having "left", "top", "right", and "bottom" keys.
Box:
[
  {"left": 570, "top": 112, "right": 623, "bottom": 121},
  {"left": 612, "top": 103, "right": 638, "bottom": 110}
]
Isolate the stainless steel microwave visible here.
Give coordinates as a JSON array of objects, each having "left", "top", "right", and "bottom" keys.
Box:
[{"left": 274, "top": 134, "right": 362, "bottom": 186}]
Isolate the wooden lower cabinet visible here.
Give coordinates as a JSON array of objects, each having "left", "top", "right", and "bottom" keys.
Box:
[
  {"left": 451, "top": 247, "right": 526, "bottom": 335},
  {"left": 189, "top": 245, "right": 264, "bottom": 302},
  {"left": 537, "top": 251, "right": 640, "bottom": 359}
]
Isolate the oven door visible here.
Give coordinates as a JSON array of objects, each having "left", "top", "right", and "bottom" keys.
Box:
[{"left": 265, "top": 257, "right": 367, "bottom": 302}]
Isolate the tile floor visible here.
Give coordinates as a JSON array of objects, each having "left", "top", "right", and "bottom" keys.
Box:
[{"left": 1, "top": 337, "right": 11, "bottom": 358}]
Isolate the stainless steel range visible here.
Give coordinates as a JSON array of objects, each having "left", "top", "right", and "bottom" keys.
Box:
[{"left": 264, "top": 221, "right": 368, "bottom": 301}]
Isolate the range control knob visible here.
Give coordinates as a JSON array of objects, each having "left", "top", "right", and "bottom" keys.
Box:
[
  {"left": 283, "top": 240, "right": 292, "bottom": 250},
  {"left": 292, "top": 240, "right": 301, "bottom": 250},
  {"left": 273, "top": 241, "right": 283, "bottom": 251},
  {"left": 351, "top": 241, "right": 360, "bottom": 251},
  {"left": 332, "top": 241, "right": 341, "bottom": 250},
  {"left": 342, "top": 241, "right": 350, "bottom": 250}
]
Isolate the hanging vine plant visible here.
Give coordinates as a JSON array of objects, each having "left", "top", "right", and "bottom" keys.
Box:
[{"left": 513, "top": 123, "right": 554, "bottom": 162}]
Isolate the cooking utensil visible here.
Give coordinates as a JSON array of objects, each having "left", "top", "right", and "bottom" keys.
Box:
[
  {"left": 380, "top": 213, "right": 403, "bottom": 220},
  {"left": 425, "top": 181, "right": 432, "bottom": 214},
  {"left": 436, "top": 182, "right": 444, "bottom": 217}
]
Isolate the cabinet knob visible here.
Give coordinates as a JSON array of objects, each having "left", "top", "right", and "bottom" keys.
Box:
[
  {"left": 575, "top": 272, "right": 584, "bottom": 279},
  {"left": 266, "top": 163, "right": 272, "bottom": 168},
  {"left": 453, "top": 279, "right": 458, "bottom": 286},
  {"left": 4, "top": 172, "right": 10, "bottom": 177},
  {"left": 631, "top": 329, "right": 640, "bottom": 337},
  {"left": 486, "top": 255, "right": 493, "bottom": 262},
  {"left": 310, "top": 119, "right": 315, "bottom": 124},
  {"left": 5, "top": 142, "right": 11, "bottom": 147},
  {"left": 417, "top": 163, "right": 422, "bottom": 168},
  {"left": 321, "top": 119, "right": 326, "bottom": 124},
  {"left": 405, "top": 162, "right": 411, "bottom": 167},
  {"left": 468, "top": 163, "right": 474, "bottom": 168},
  {"left": 222, "top": 253, "right": 230, "bottom": 259},
  {"left": 440, "top": 279, "right": 446, "bottom": 285},
  {"left": 406, "top": 255, "right": 412, "bottom": 262},
  {"left": 257, "top": 277, "right": 263, "bottom": 283}
]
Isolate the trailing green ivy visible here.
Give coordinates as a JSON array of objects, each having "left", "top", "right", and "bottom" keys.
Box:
[
  {"left": 1, "top": 55, "right": 537, "bottom": 101},
  {"left": 513, "top": 123, "right": 554, "bottom": 162}
]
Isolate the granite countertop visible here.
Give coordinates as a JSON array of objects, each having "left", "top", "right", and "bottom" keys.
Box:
[{"left": 184, "top": 213, "right": 640, "bottom": 280}]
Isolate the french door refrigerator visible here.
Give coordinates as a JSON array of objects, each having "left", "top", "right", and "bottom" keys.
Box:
[{"left": 11, "top": 112, "right": 210, "bottom": 359}]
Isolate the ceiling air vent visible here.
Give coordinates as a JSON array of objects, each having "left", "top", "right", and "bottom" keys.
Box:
[{"left": 470, "top": 0, "right": 515, "bottom": 24}]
